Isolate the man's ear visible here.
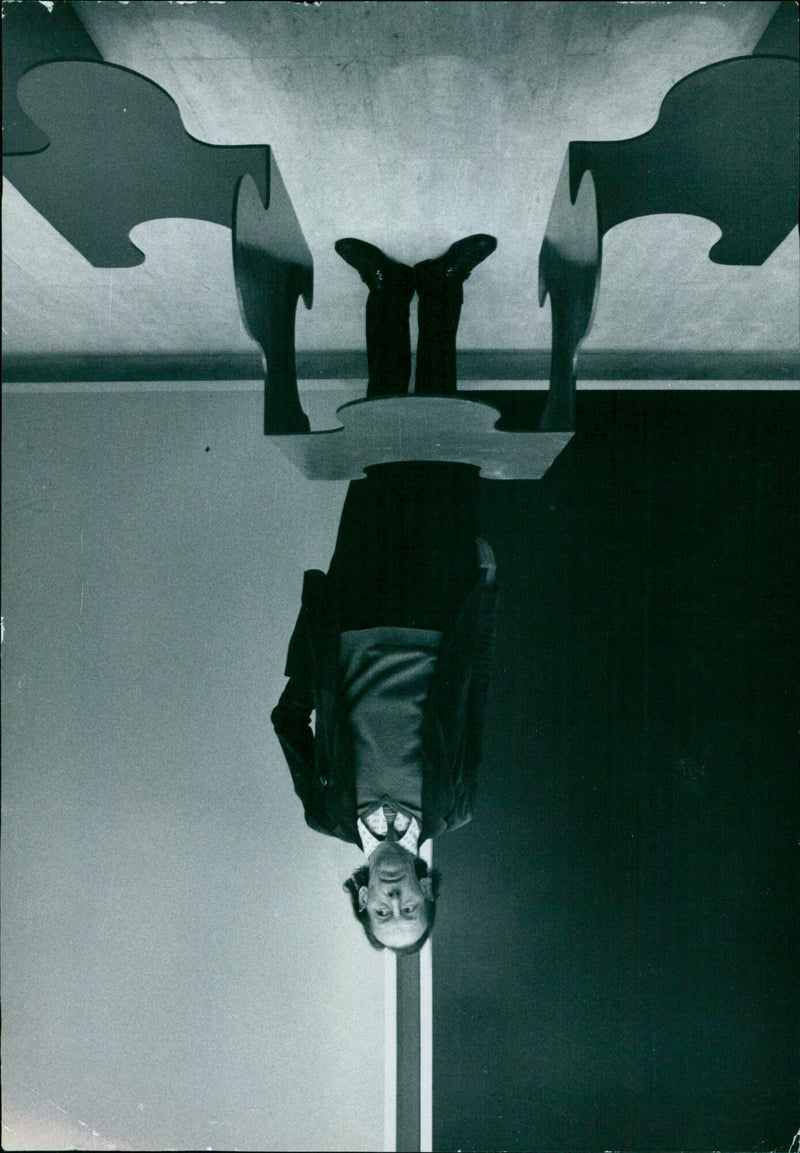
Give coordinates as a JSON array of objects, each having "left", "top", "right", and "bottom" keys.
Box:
[
  {"left": 358, "top": 886, "right": 369, "bottom": 911},
  {"left": 419, "top": 877, "right": 434, "bottom": 901}
]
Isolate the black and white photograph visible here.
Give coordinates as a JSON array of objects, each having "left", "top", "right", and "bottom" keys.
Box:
[{"left": 2, "top": 2, "right": 798, "bottom": 1150}]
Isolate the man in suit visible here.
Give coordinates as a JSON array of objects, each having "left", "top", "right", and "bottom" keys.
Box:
[{"left": 271, "top": 234, "right": 498, "bottom": 953}]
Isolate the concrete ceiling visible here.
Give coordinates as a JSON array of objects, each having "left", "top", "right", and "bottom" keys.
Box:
[{"left": 2, "top": 0, "right": 798, "bottom": 364}]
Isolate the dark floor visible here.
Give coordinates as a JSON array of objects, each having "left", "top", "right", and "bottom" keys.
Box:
[{"left": 433, "top": 391, "right": 799, "bottom": 1153}]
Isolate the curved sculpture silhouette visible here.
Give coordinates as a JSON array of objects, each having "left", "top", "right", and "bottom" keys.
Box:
[
  {"left": 538, "top": 54, "right": 800, "bottom": 431},
  {"left": 266, "top": 396, "right": 572, "bottom": 481},
  {"left": 233, "top": 172, "right": 314, "bottom": 435},
  {"left": 4, "top": 60, "right": 271, "bottom": 267},
  {"left": 2, "top": 0, "right": 101, "bottom": 157}
]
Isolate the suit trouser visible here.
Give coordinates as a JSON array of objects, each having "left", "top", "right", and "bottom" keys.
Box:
[
  {"left": 328, "top": 275, "right": 479, "bottom": 631},
  {"left": 327, "top": 461, "right": 479, "bottom": 631}
]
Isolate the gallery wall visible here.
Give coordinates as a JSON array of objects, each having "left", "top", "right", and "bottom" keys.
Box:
[
  {"left": 1, "top": 386, "right": 384, "bottom": 1152},
  {"left": 434, "top": 389, "right": 799, "bottom": 1152}
]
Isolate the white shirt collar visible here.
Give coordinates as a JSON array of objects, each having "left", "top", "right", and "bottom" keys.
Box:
[{"left": 357, "top": 808, "right": 420, "bottom": 859}]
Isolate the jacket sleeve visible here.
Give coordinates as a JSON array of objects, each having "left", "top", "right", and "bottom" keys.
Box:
[
  {"left": 271, "top": 592, "right": 317, "bottom": 793},
  {"left": 272, "top": 682, "right": 346, "bottom": 840},
  {"left": 271, "top": 586, "right": 345, "bottom": 840},
  {"left": 452, "top": 557, "right": 499, "bottom": 821},
  {"left": 271, "top": 675, "right": 316, "bottom": 810}
]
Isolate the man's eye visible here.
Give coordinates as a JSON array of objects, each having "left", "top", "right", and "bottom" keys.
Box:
[
  {"left": 375, "top": 908, "right": 389, "bottom": 918},
  {"left": 403, "top": 906, "right": 416, "bottom": 915}
]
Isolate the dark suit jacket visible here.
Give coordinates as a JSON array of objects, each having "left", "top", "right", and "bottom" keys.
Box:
[{"left": 271, "top": 541, "right": 498, "bottom": 846}]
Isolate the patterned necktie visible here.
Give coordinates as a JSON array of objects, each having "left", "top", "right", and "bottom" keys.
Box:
[{"left": 383, "top": 805, "right": 399, "bottom": 841}]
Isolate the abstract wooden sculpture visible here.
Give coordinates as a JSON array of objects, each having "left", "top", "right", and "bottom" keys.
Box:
[
  {"left": 538, "top": 53, "right": 800, "bottom": 431},
  {"left": 4, "top": 60, "right": 271, "bottom": 268},
  {"left": 2, "top": 0, "right": 101, "bottom": 157},
  {"left": 266, "top": 396, "right": 572, "bottom": 482},
  {"left": 232, "top": 175, "right": 573, "bottom": 478}
]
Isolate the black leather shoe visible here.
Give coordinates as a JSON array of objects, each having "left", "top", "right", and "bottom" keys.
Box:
[
  {"left": 334, "top": 238, "right": 413, "bottom": 295},
  {"left": 415, "top": 233, "right": 497, "bottom": 286}
]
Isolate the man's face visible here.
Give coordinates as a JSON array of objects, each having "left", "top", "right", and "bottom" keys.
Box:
[{"left": 358, "top": 842, "right": 433, "bottom": 950}]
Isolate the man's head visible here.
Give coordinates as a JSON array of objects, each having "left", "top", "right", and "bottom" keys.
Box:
[{"left": 343, "top": 842, "right": 440, "bottom": 954}]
